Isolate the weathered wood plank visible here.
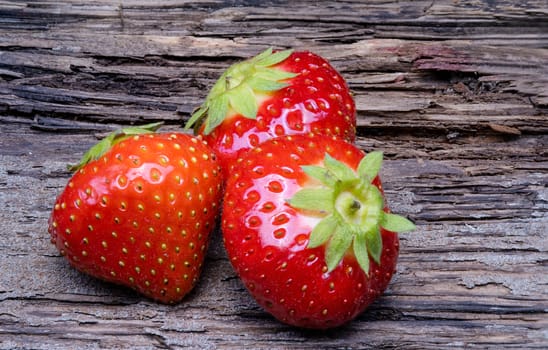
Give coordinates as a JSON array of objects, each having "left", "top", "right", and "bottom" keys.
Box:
[
  {"left": 0, "top": 0, "right": 547, "bottom": 349},
  {"left": 1, "top": 39, "right": 546, "bottom": 130}
]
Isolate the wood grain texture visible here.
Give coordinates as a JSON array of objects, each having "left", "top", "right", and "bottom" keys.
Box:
[{"left": 0, "top": 1, "right": 547, "bottom": 349}]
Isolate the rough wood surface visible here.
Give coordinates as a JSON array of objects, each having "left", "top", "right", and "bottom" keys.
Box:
[{"left": 1, "top": 1, "right": 547, "bottom": 349}]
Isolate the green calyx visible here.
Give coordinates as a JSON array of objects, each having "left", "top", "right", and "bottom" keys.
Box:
[
  {"left": 287, "top": 151, "right": 416, "bottom": 275},
  {"left": 68, "top": 122, "right": 163, "bottom": 172},
  {"left": 184, "top": 47, "right": 297, "bottom": 135}
]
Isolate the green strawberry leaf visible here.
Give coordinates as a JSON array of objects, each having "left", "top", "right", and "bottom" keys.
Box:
[
  {"left": 325, "top": 225, "right": 353, "bottom": 272},
  {"left": 324, "top": 153, "right": 356, "bottom": 182},
  {"left": 381, "top": 213, "right": 416, "bottom": 232},
  {"left": 203, "top": 93, "right": 229, "bottom": 134},
  {"left": 366, "top": 227, "right": 382, "bottom": 264},
  {"left": 353, "top": 233, "right": 370, "bottom": 275},
  {"left": 252, "top": 47, "right": 273, "bottom": 62},
  {"left": 255, "top": 49, "right": 293, "bottom": 67},
  {"left": 246, "top": 76, "right": 289, "bottom": 92},
  {"left": 287, "top": 188, "right": 334, "bottom": 212},
  {"left": 185, "top": 105, "right": 208, "bottom": 131},
  {"left": 358, "top": 151, "right": 383, "bottom": 180},
  {"left": 118, "top": 122, "right": 163, "bottom": 136},
  {"left": 255, "top": 68, "right": 297, "bottom": 81},
  {"left": 69, "top": 133, "right": 115, "bottom": 172},
  {"left": 308, "top": 214, "right": 338, "bottom": 248},
  {"left": 301, "top": 165, "right": 337, "bottom": 187},
  {"left": 227, "top": 84, "right": 258, "bottom": 120}
]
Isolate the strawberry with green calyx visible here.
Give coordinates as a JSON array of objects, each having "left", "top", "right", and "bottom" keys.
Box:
[
  {"left": 222, "top": 135, "right": 414, "bottom": 329},
  {"left": 185, "top": 48, "right": 356, "bottom": 173},
  {"left": 49, "top": 123, "right": 223, "bottom": 304}
]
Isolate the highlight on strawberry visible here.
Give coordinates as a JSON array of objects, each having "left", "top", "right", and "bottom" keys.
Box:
[
  {"left": 185, "top": 47, "right": 356, "bottom": 173},
  {"left": 48, "top": 123, "right": 223, "bottom": 303}
]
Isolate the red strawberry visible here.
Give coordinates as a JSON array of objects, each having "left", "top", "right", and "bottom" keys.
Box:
[
  {"left": 222, "top": 135, "right": 415, "bottom": 328},
  {"left": 48, "top": 123, "right": 223, "bottom": 303},
  {"left": 185, "top": 48, "right": 356, "bottom": 173}
]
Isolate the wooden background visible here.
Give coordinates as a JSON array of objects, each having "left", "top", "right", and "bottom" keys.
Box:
[{"left": 1, "top": 1, "right": 547, "bottom": 348}]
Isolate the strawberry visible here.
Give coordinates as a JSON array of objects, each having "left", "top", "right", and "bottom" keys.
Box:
[
  {"left": 222, "top": 134, "right": 415, "bottom": 328},
  {"left": 48, "top": 123, "right": 223, "bottom": 303},
  {"left": 185, "top": 48, "right": 356, "bottom": 173}
]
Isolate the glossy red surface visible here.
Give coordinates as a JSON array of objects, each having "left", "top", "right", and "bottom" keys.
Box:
[
  {"left": 222, "top": 135, "right": 399, "bottom": 328},
  {"left": 48, "top": 133, "right": 223, "bottom": 303},
  {"left": 201, "top": 51, "right": 356, "bottom": 173}
]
